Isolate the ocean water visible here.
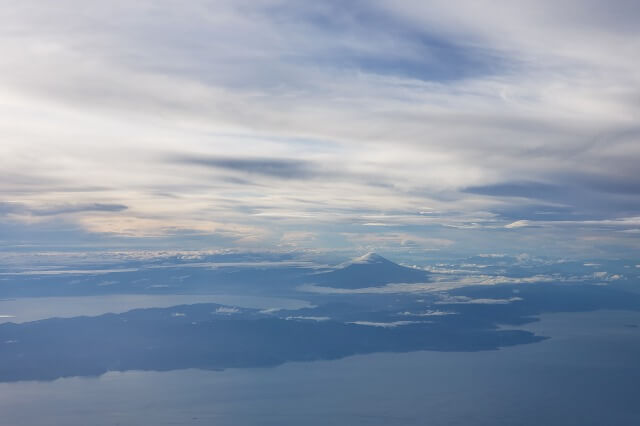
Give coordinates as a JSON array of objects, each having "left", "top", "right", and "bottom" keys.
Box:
[
  {"left": 0, "top": 294, "right": 312, "bottom": 324},
  {"left": 0, "top": 310, "right": 638, "bottom": 425}
]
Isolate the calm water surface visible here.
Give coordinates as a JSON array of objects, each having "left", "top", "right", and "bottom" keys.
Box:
[
  {"left": 0, "top": 294, "right": 312, "bottom": 324},
  {"left": 1, "top": 310, "right": 639, "bottom": 426}
]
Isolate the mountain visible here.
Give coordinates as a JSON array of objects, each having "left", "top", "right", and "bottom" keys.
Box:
[{"left": 309, "top": 253, "right": 430, "bottom": 289}]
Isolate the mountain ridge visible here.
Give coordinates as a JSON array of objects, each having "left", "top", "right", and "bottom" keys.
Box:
[{"left": 310, "top": 252, "right": 430, "bottom": 289}]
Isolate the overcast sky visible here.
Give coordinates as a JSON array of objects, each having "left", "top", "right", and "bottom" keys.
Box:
[{"left": 1, "top": 0, "right": 639, "bottom": 258}]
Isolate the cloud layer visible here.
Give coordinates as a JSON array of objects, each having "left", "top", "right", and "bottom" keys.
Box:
[{"left": 1, "top": 1, "right": 639, "bottom": 257}]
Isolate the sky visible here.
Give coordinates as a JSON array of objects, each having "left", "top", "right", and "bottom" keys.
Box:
[{"left": 1, "top": 0, "right": 640, "bottom": 259}]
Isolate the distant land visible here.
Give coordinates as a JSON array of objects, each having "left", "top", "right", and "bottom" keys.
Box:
[
  {"left": 308, "top": 252, "right": 430, "bottom": 289},
  {"left": 0, "top": 302, "right": 544, "bottom": 382}
]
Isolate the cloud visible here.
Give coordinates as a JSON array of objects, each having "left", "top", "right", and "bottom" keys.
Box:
[
  {"left": 348, "top": 320, "right": 422, "bottom": 328},
  {"left": 435, "top": 296, "right": 523, "bottom": 305},
  {"left": 77, "top": 215, "right": 268, "bottom": 242},
  {"left": 504, "top": 220, "right": 532, "bottom": 229},
  {"left": 464, "top": 181, "right": 561, "bottom": 199},
  {"left": 30, "top": 203, "right": 128, "bottom": 216},
  {"left": 1, "top": 1, "right": 639, "bottom": 256},
  {"left": 0, "top": 203, "right": 21, "bottom": 216},
  {"left": 285, "top": 316, "right": 330, "bottom": 321},
  {"left": 464, "top": 173, "right": 640, "bottom": 222},
  {"left": 214, "top": 306, "right": 240, "bottom": 315},
  {"left": 592, "top": 271, "right": 623, "bottom": 282},
  {"left": 398, "top": 310, "right": 456, "bottom": 317},
  {"left": 341, "top": 232, "right": 454, "bottom": 249},
  {"left": 0, "top": 268, "right": 137, "bottom": 276},
  {"left": 174, "top": 156, "right": 319, "bottom": 180},
  {"left": 279, "top": 231, "right": 318, "bottom": 247},
  {"left": 298, "top": 272, "right": 574, "bottom": 294},
  {"left": 96, "top": 280, "right": 118, "bottom": 287}
]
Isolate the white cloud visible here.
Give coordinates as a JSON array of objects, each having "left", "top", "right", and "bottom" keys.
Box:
[
  {"left": 592, "top": 272, "right": 623, "bottom": 282},
  {"left": 348, "top": 320, "right": 422, "bottom": 328},
  {"left": 398, "top": 310, "right": 457, "bottom": 317},
  {"left": 298, "top": 272, "right": 564, "bottom": 294},
  {"left": 435, "top": 296, "right": 523, "bottom": 305},
  {"left": 505, "top": 220, "right": 531, "bottom": 229},
  {"left": 214, "top": 306, "right": 240, "bottom": 315},
  {"left": 285, "top": 316, "right": 330, "bottom": 321}
]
